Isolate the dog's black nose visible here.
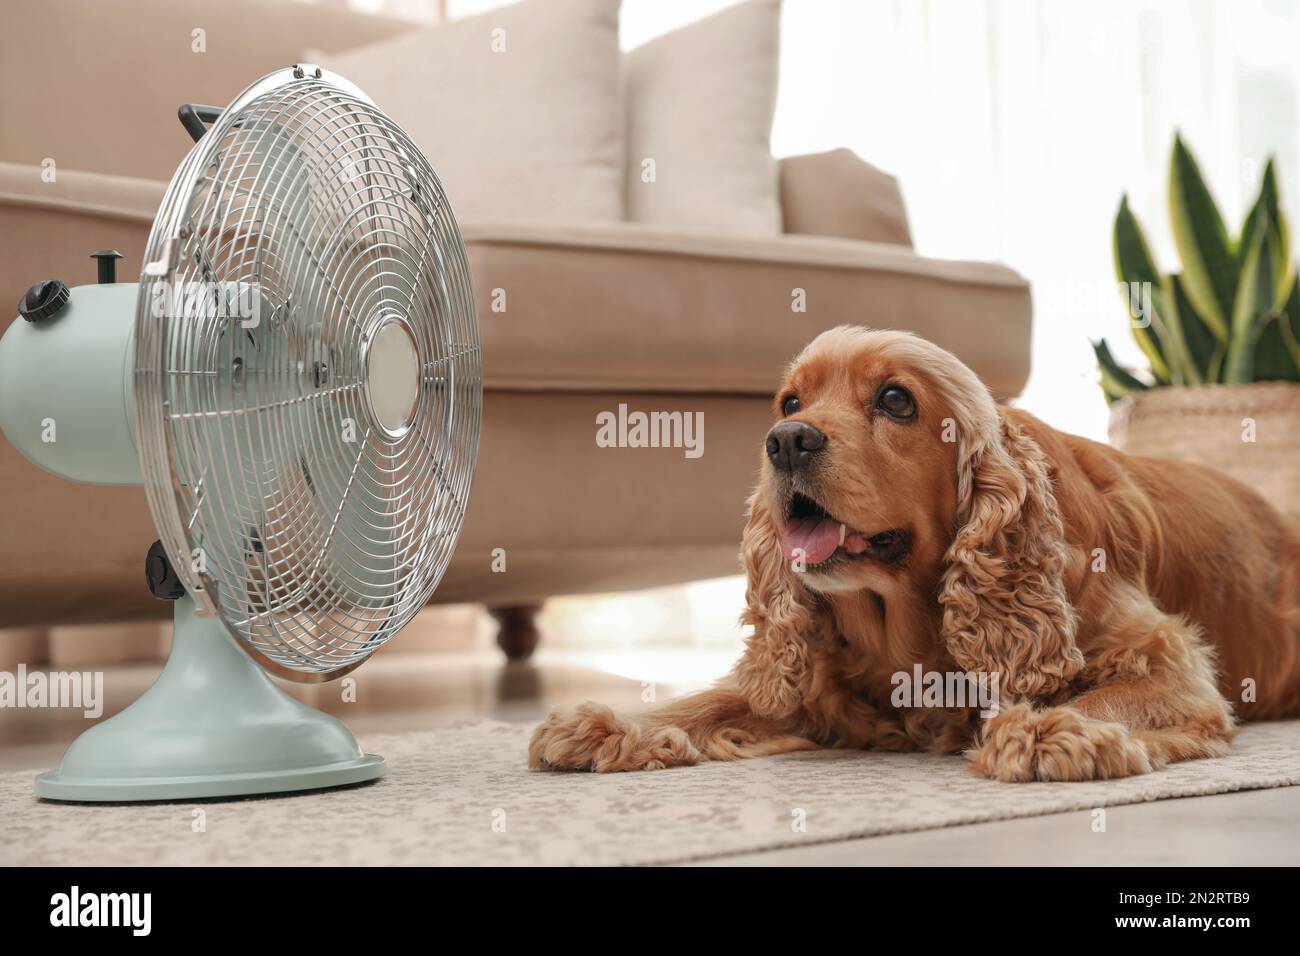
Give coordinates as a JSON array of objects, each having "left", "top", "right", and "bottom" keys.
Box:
[{"left": 766, "top": 421, "right": 826, "bottom": 471}]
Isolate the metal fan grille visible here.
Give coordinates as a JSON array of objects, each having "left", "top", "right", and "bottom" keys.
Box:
[{"left": 134, "top": 68, "right": 480, "bottom": 679}]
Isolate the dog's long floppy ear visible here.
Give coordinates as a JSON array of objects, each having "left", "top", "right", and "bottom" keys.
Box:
[
  {"left": 733, "top": 488, "right": 833, "bottom": 719},
  {"left": 938, "top": 412, "right": 1084, "bottom": 702}
]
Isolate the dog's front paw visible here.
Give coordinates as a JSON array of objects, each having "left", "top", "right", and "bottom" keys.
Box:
[
  {"left": 970, "top": 703, "right": 1152, "bottom": 782},
  {"left": 528, "top": 702, "right": 701, "bottom": 773}
]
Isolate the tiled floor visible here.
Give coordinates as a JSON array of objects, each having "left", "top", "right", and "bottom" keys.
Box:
[{"left": 3, "top": 643, "right": 1297, "bottom": 865}]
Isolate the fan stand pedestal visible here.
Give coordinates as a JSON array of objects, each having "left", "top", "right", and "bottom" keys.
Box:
[{"left": 35, "top": 596, "right": 384, "bottom": 802}]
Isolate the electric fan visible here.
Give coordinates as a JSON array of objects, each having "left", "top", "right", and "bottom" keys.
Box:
[{"left": 0, "top": 66, "right": 480, "bottom": 801}]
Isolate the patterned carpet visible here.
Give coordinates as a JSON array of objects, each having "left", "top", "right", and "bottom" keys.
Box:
[{"left": 4, "top": 719, "right": 1300, "bottom": 866}]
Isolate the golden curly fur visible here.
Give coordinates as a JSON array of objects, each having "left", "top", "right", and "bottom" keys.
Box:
[{"left": 530, "top": 327, "right": 1300, "bottom": 781}]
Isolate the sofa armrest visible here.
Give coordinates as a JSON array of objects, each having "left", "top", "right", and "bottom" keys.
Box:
[{"left": 779, "top": 148, "right": 912, "bottom": 247}]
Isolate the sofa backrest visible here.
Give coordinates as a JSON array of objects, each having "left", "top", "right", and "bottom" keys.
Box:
[{"left": 0, "top": 0, "right": 410, "bottom": 181}]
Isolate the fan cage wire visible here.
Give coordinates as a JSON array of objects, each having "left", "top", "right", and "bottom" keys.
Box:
[{"left": 133, "top": 71, "right": 480, "bottom": 679}]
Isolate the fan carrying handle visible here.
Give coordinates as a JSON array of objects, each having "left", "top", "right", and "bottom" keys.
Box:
[{"left": 177, "top": 104, "right": 223, "bottom": 142}]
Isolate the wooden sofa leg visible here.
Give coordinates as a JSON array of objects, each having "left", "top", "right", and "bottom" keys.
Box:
[{"left": 489, "top": 604, "right": 542, "bottom": 662}]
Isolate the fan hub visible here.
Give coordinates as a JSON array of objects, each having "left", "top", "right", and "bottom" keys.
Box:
[{"left": 364, "top": 315, "right": 420, "bottom": 438}]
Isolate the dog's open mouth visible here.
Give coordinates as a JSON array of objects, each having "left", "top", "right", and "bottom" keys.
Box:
[{"left": 781, "top": 492, "right": 910, "bottom": 567}]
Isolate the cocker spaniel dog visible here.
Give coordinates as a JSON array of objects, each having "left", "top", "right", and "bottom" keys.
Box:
[{"left": 530, "top": 326, "right": 1300, "bottom": 781}]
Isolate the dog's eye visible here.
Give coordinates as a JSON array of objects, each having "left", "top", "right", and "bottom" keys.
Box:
[
  {"left": 876, "top": 386, "right": 916, "bottom": 420},
  {"left": 781, "top": 395, "right": 801, "bottom": 417}
]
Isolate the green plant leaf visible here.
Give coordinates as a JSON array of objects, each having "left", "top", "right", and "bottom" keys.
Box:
[
  {"left": 1284, "top": 279, "right": 1300, "bottom": 369},
  {"left": 1252, "top": 279, "right": 1300, "bottom": 381},
  {"left": 1167, "top": 273, "right": 1220, "bottom": 382},
  {"left": 1252, "top": 313, "right": 1300, "bottom": 381},
  {"left": 1146, "top": 276, "right": 1199, "bottom": 385},
  {"left": 1224, "top": 211, "right": 1280, "bottom": 383},
  {"left": 1237, "top": 158, "right": 1278, "bottom": 265},
  {"left": 1240, "top": 158, "right": 1296, "bottom": 313},
  {"left": 1113, "top": 195, "right": 1172, "bottom": 382},
  {"left": 1093, "top": 338, "right": 1150, "bottom": 404},
  {"left": 1169, "top": 134, "right": 1235, "bottom": 341}
]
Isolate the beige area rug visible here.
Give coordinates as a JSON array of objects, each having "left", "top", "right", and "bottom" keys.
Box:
[{"left": 4, "top": 720, "right": 1300, "bottom": 866}]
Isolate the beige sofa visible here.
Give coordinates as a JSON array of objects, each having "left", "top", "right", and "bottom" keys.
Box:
[{"left": 0, "top": 0, "right": 1032, "bottom": 656}]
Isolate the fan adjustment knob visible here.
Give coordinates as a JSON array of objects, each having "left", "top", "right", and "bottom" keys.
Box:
[
  {"left": 145, "top": 540, "right": 187, "bottom": 601},
  {"left": 17, "top": 279, "right": 70, "bottom": 323}
]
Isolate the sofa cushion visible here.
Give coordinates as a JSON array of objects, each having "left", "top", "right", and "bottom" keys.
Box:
[
  {"left": 308, "top": 0, "right": 624, "bottom": 224},
  {"left": 623, "top": 0, "right": 782, "bottom": 235},
  {"left": 781, "top": 149, "right": 913, "bottom": 247},
  {"left": 464, "top": 221, "right": 1031, "bottom": 400}
]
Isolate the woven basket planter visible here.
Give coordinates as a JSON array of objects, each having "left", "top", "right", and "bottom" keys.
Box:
[{"left": 1108, "top": 382, "right": 1300, "bottom": 516}]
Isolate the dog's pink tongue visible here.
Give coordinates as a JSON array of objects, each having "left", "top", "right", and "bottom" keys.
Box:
[{"left": 783, "top": 517, "right": 841, "bottom": 564}]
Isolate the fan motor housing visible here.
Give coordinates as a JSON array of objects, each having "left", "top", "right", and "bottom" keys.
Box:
[{"left": 0, "top": 282, "right": 141, "bottom": 484}]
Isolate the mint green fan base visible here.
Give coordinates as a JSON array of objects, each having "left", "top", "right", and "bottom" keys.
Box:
[{"left": 35, "top": 596, "right": 384, "bottom": 802}]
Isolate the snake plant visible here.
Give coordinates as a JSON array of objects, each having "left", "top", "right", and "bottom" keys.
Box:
[{"left": 1095, "top": 134, "right": 1300, "bottom": 402}]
